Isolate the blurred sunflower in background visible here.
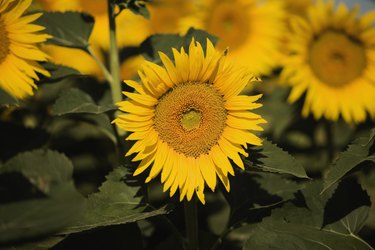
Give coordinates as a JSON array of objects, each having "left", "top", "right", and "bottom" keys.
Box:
[
  {"left": 281, "top": 0, "right": 375, "bottom": 123},
  {"left": 114, "top": 39, "right": 266, "bottom": 204},
  {"left": 279, "top": 0, "right": 313, "bottom": 16},
  {"left": 0, "top": 0, "right": 50, "bottom": 99},
  {"left": 147, "top": 0, "right": 195, "bottom": 34},
  {"left": 36, "top": 0, "right": 149, "bottom": 79},
  {"left": 36, "top": 0, "right": 195, "bottom": 80},
  {"left": 182, "top": 0, "right": 286, "bottom": 77}
]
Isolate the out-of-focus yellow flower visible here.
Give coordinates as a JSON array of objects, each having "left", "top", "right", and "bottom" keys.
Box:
[
  {"left": 182, "top": 0, "right": 286, "bottom": 76},
  {"left": 120, "top": 54, "right": 145, "bottom": 80},
  {"left": 0, "top": 0, "right": 50, "bottom": 99},
  {"left": 281, "top": 0, "right": 375, "bottom": 123},
  {"left": 42, "top": 44, "right": 103, "bottom": 78},
  {"left": 37, "top": 0, "right": 149, "bottom": 49},
  {"left": 147, "top": 0, "right": 194, "bottom": 34},
  {"left": 37, "top": 0, "right": 194, "bottom": 80},
  {"left": 114, "top": 39, "right": 266, "bottom": 204},
  {"left": 279, "top": 0, "right": 313, "bottom": 16}
]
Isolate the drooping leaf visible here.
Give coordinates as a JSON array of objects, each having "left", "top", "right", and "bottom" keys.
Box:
[
  {"left": 322, "top": 130, "right": 375, "bottom": 193},
  {"left": 51, "top": 88, "right": 117, "bottom": 116},
  {"left": 140, "top": 28, "right": 218, "bottom": 65},
  {"left": 0, "top": 150, "right": 85, "bottom": 244},
  {"left": 243, "top": 180, "right": 372, "bottom": 250},
  {"left": 62, "top": 167, "right": 171, "bottom": 234},
  {"left": 35, "top": 11, "right": 94, "bottom": 50},
  {"left": 243, "top": 214, "right": 373, "bottom": 250},
  {"left": 115, "top": 0, "right": 150, "bottom": 18},
  {"left": 1, "top": 150, "right": 74, "bottom": 193},
  {"left": 247, "top": 139, "right": 310, "bottom": 179},
  {"left": 39, "top": 62, "right": 81, "bottom": 83}
]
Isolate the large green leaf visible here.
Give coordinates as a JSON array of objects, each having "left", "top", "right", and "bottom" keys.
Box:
[
  {"left": 51, "top": 88, "right": 117, "bottom": 116},
  {"left": 0, "top": 150, "right": 85, "bottom": 244},
  {"left": 322, "top": 129, "right": 375, "bottom": 193},
  {"left": 35, "top": 11, "right": 94, "bottom": 50},
  {"left": 243, "top": 212, "right": 373, "bottom": 250},
  {"left": 1, "top": 150, "right": 74, "bottom": 193},
  {"left": 247, "top": 139, "right": 310, "bottom": 179},
  {"left": 0, "top": 184, "right": 84, "bottom": 244},
  {"left": 39, "top": 62, "right": 81, "bottom": 83},
  {"left": 243, "top": 180, "right": 372, "bottom": 250},
  {"left": 62, "top": 167, "right": 171, "bottom": 234},
  {"left": 222, "top": 171, "right": 303, "bottom": 228}
]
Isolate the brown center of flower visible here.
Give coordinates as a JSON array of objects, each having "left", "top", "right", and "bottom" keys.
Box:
[
  {"left": 154, "top": 82, "right": 227, "bottom": 158},
  {"left": 206, "top": 1, "right": 249, "bottom": 50},
  {"left": 0, "top": 15, "right": 10, "bottom": 63},
  {"left": 309, "top": 30, "right": 366, "bottom": 87}
]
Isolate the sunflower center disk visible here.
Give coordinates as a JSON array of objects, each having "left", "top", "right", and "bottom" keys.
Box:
[
  {"left": 181, "top": 109, "right": 202, "bottom": 131},
  {"left": 309, "top": 30, "right": 366, "bottom": 87},
  {"left": 154, "top": 83, "right": 227, "bottom": 158},
  {"left": 0, "top": 15, "right": 10, "bottom": 63},
  {"left": 206, "top": 1, "right": 249, "bottom": 50}
]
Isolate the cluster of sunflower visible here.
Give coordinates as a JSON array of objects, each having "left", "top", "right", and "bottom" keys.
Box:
[{"left": 1, "top": 0, "right": 375, "bottom": 249}]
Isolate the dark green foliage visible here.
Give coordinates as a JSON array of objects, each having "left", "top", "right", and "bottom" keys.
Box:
[
  {"left": 0, "top": 150, "right": 85, "bottom": 244},
  {"left": 62, "top": 167, "right": 171, "bottom": 234},
  {"left": 35, "top": 12, "right": 94, "bottom": 50},
  {"left": 51, "top": 88, "right": 117, "bottom": 115}
]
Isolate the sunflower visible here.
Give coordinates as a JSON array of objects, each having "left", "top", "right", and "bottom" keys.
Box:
[
  {"left": 37, "top": 0, "right": 149, "bottom": 49},
  {"left": 279, "top": 0, "right": 313, "bottom": 16},
  {"left": 147, "top": 0, "right": 195, "bottom": 35},
  {"left": 42, "top": 44, "right": 103, "bottom": 78},
  {"left": 114, "top": 39, "right": 266, "bottom": 204},
  {"left": 0, "top": 0, "right": 50, "bottom": 99},
  {"left": 183, "top": 0, "right": 285, "bottom": 76},
  {"left": 281, "top": 0, "right": 375, "bottom": 123}
]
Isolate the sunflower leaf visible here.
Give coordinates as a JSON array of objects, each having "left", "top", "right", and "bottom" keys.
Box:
[
  {"left": 51, "top": 88, "right": 117, "bottom": 115},
  {"left": 243, "top": 180, "right": 372, "bottom": 250},
  {"left": 35, "top": 11, "right": 94, "bottom": 50},
  {"left": 61, "top": 166, "right": 171, "bottom": 234},
  {"left": 0, "top": 150, "right": 85, "bottom": 244},
  {"left": 322, "top": 129, "right": 375, "bottom": 193},
  {"left": 140, "top": 28, "right": 218, "bottom": 65},
  {"left": 247, "top": 139, "right": 310, "bottom": 179},
  {"left": 223, "top": 171, "right": 303, "bottom": 227},
  {"left": 39, "top": 62, "right": 81, "bottom": 83}
]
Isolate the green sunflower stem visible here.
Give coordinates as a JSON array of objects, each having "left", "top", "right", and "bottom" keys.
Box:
[
  {"left": 107, "top": 0, "right": 122, "bottom": 105},
  {"left": 184, "top": 196, "right": 199, "bottom": 250}
]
